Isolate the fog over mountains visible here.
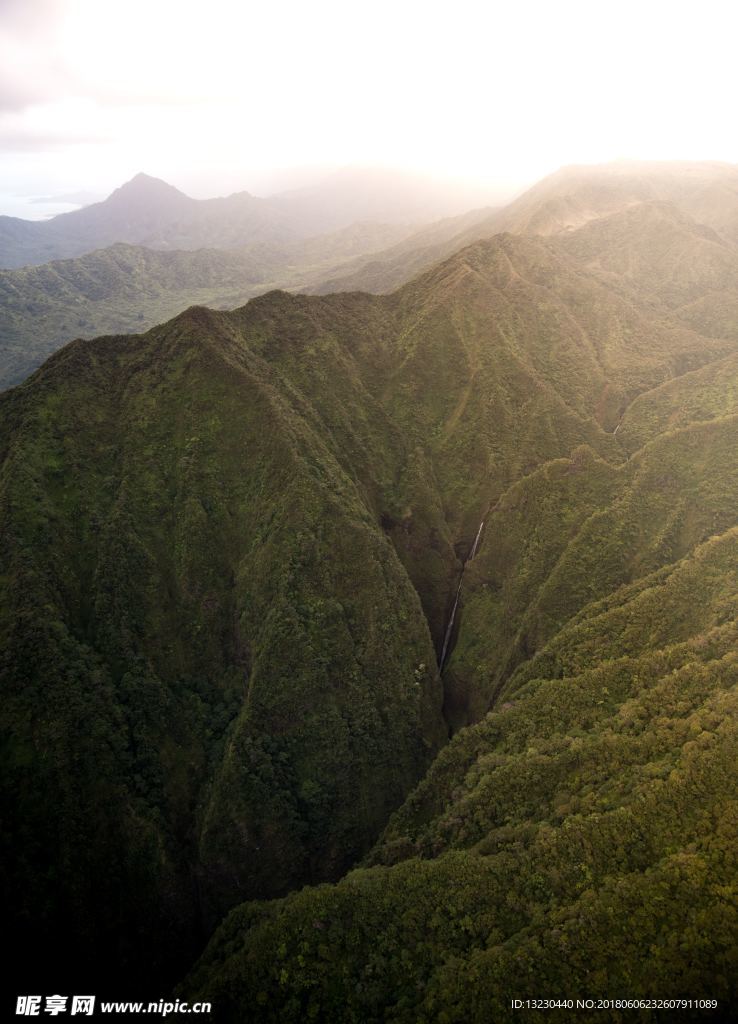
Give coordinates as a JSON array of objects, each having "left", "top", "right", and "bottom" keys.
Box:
[
  {"left": 4, "top": 161, "right": 738, "bottom": 392},
  {"left": 0, "top": 168, "right": 500, "bottom": 387},
  {"left": 3, "top": 159, "right": 738, "bottom": 1019},
  {"left": 0, "top": 168, "right": 498, "bottom": 269}
]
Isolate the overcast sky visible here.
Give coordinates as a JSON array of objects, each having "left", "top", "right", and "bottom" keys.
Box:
[{"left": 2, "top": 0, "right": 738, "bottom": 217}]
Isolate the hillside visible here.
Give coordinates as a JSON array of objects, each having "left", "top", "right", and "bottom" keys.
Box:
[
  {"left": 308, "top": 206, "right": 496, "bottom": 295},
  {"left": 0, "top": 222, "right": 416, "bottom": 389},
  {"left": 1, "top": 295, "right": 448, "bottom": 990},
  {"left": 181, "top": 318, "right": 738, "bottom": 1023},
  {"left": 7, "top": 160, "right": 738, "bottom": 392},
  {"left": 483, "top": 160, "right": 738, "bottom": 241},
  {"left": 3, "top": 164, "right": 738, "bottom": 1016},
  {"left": 313, "top": 161, "right": 738, "bottom": 296},
  {"left": 189, "top": 507, "right": 738, "bottom": 1021},
  {"left": 556, "top": 200, "right": 738, "bottom": 336}
]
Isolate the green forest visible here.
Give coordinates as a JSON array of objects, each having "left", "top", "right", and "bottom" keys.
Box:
[{"left": 2, "top": 162, "right": 738, "bottom": 1020}]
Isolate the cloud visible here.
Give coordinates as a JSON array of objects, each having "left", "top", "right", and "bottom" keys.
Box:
[
  {"left": 29, "top": 190, "right": 102, "bottom": 204},
  {"left": 0, "top": 125, "right": 105, "bottom": 150},
  {"left": 2, "top": 0, "right": 738, "bottom": 202},
  {"left": 0, "top": 0, "right": 214, "bottom": 117},
  {"left": 0, "top": 96, "right": 110, "bottom": 152},
  {"left": 0, "top": 0, "right": 71, "bottom": 112},
  {"left": 0, "top": 60, "right": 72, "bottom": 113},
  {"left": 0, "top": 73, "right": 45, "bottom": 113},
  {"left": 0, "top": 0, "right": 62, "bottom": 29}
]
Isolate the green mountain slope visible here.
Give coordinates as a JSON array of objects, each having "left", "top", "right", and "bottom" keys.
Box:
[
  {"left": 558, "top": 201, "right": 738, "bottom": 341},
  {"left": 7, "top": 160, "right": 738, "bottom": 393},
  {"left": 185, "top": 421, "right": 738, "bottom": 1022},
  {"left": 0, "top": 223, "right": 416, "bottom": 389},
  {"left": 0, "top": 299, "right": 448, "bottom": 989},
  {"left": 617, "top": 351, "right": 738, "bottom": 453},
  {"left": 311, "top": 161, "right": 738, "bottom": 297},
  {"left": 4, "top": 180, "right": 738, "bottom": 1014}
]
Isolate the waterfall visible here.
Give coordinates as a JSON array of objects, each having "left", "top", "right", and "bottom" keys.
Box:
[{"left": 439, "top": 518, "right": 485, "bottom": 672}]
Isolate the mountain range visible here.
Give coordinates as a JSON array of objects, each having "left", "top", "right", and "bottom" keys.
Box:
[
  {"left": 2, "top": 161, "right": 738, "bottom": 1018},
  {"left": 5, "top": 161, "right": 738, "bottom": 393},
  {"left": 0, "top": 210, "right": 495, "bottom": 390},
  {"left": 0, "top": 168, "right": 496, "bottom": 270}
]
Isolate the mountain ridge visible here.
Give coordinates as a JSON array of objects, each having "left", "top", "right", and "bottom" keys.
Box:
[
  {"left": 3, "top": 160, "right": 738, "bottom": 1014},
  {"left": 7, "top": 159, "right": 738, "bottom": 392},
  {"left": 0, "top": 168, "right": 496, "bottom": 270}
]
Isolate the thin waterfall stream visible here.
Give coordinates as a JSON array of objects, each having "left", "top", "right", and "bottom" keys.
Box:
[{"left": 439, "top": 517, "right": 485, "bottom": 671}]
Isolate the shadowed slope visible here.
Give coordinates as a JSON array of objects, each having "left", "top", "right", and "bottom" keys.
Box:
[
  {"left": 0, "top": 301, "right": 446, "bottom": 990},
  {"left": 185, "top": 411, "right": 738, "bottom": 1024},
  {"left": 3, "top": 229, "right": 738, "bottom": 1000}
]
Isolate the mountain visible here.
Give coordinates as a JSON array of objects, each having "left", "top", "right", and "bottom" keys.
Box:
[
  {"left": 0, "top": 221, "right": 417, "bottom": 389},
  {"left": 304, "top": 161, "right": 738, "bottom": 297},
  {"left": 4, "top": 162, "right": 738, "bottom": 1015},
  {"left": 0, "top": 169, "right": 499, "bottom": 270},
  {"left": 308, "top": 205, "right": 497, "bottom": 295},
  {"left": 0, "top": 174, "right": 309, "bottom": 269},
  {"left": 557, "top": 200, "right": 738, "bottom": 341},
  {"left": 0, "top": 243, "right": 272, "bottom": 388},
  {"left": 0, "top": 294, "right": 449, "bottom": 992},
  {"left": 8, "top": 160, "right": 738, "bottom": 392},
  {"left": 483, "top": 159, "right": 738, "bottom": 240},
  {"left": 189, "top": 455, "right": 738, "bottom": 1019},
  {"left": 180, "top": 232, "right": 738, "bottom": 1024}
]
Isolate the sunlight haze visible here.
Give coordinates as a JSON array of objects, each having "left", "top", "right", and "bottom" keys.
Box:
[
  {"left": 1, "top": 0, "right": 738, "bottom": 211},
  {"left": 5, "top": 0, "right": 738, "bottom": 1013}
]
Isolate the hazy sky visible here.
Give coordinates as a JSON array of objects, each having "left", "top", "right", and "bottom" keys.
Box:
[{"left": 2, "top": 0, "right": 738, "bottom": 216}]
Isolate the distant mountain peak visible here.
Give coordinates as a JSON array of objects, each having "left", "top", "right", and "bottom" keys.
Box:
[
  {"left": 107, "top": 173, "right": 191, "bottom": 206},
  {"left": 122, "top": 171, "right": 179, "bottom": 189}
]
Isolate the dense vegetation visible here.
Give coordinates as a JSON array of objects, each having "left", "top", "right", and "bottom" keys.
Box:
[
  {"left": 0, "top": 227, "right": 417, "bottom": 389},
  {"left": 183, "top": 279, "right": 738, "bottom": 1021},
  {"left": 10, "top": 162, "right": 738, "bottom": 395},
  {"left": 3, "top": 163, "right": 738, "bottom": 1017},
  {"left": 189, "top": 549, "right": 738, "bottom": 1021},
  {"left": 0, "top": 299, "right": 448, "bottom": 990},
  {"left": 0, "top": 204, "right": 494, "bottom": 391}
]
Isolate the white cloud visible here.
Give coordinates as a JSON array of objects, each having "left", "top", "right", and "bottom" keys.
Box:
[{"left": 1, "top": 0, "right": 738, "bottom": 206}]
